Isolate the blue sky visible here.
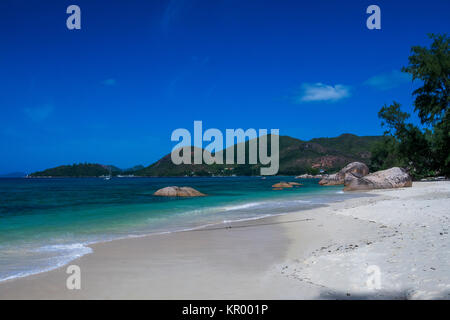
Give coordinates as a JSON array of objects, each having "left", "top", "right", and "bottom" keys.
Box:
[{"left": 0, "top": 0, "right": 449, "bottom": 173}]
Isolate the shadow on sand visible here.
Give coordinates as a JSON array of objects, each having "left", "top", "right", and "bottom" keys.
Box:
[{"left": 318, "top": 289, "right": 450, "bottom": 300}]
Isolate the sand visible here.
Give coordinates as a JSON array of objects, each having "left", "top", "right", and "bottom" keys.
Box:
[{"left": 0, "top": 181, "right": 449, "bottom": 299}]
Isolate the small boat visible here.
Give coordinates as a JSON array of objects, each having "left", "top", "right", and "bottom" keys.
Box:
[{"left": 104, "top": 166, "right": 112, "bottom": 180}]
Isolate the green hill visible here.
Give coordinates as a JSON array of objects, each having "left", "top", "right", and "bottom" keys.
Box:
[
  {"left": 135, "top": 133, "right": 382, "bottom": 176},
  {"left": 309, "top": 133, "right": 381, "bottom": 159},
  {"left": 29, "top": 134, "right": 383, "bottom": 177},
  {"left": 30, "top": 163, "right": 112, "bottom": 177}
]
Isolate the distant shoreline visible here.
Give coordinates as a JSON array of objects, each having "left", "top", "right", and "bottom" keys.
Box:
[{"left": 22, "top": 175, "right": 320, "bottom": 179}]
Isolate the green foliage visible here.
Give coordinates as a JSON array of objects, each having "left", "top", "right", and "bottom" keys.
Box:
[
  {"left": 372, "top": 34, "right": 449, "bottom": 179},
  {"left": 378, "top": 102, "right": 410, "bottom": 135},
  {"left": 309, "top": 133, "right": 381, "bottom": 156},
  {"left": 431, "top": 112, "right": 450, "bottom": 176},
  {"left": 402, "top": 34, "right": 449, "bottom": 125},
  {"left": 305, "top": 167, "right": 320, "bottom": 175},
  {"left": 403, "top": 33, "right": 449, "bottom": 177},
  {"left": 373, "top": 101, "right": 435, "bottom": 179},
  {"left": 370, "top": 136, "right": 404, "bottom": 172}
]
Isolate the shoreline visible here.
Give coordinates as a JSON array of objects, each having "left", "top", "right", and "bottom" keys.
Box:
[
  {"left": 0, "top": 181, "right": 449, "bottom": 299},
  {"left": 0, "top": 182, "right": 347, "bottom": 284}
]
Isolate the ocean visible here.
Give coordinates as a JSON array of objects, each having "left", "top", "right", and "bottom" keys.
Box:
[{"left": 0, "top": 176, "right": 355, "bottom": 282}]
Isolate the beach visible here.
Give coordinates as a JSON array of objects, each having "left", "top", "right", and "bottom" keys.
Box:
[{"left": 0, "top": 181, "right": 449, "bottom": 299}]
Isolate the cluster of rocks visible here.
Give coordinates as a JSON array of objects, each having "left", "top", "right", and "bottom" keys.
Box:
[
  {"left": 153, "top": 162, "right": 413, "bottom": 196},
  {"left": 318, "top": 162, "right": 369, "bottom": 186},
  {"left": 318, "top": 162, "right": 412, "bottom": 191}
]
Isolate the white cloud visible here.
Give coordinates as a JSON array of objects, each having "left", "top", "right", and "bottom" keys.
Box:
[
  {"left": 23, "top": 104, "right": 54, "bottom": 122},
  {"left": 296, "top": 83, "right": 351, "bottom": 103},
  {"left": 364, "top": 70, "right": 411, "bottom": 90}
]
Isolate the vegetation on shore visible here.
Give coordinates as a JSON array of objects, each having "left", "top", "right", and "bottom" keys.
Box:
[
  {"left": 371, "top": 34, "right": 449, "bottom": 179},
  {"left": 29, "top": 163, "right": 144, "bottom": 178}
]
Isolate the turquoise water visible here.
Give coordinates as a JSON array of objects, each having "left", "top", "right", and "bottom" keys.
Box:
[{"left": 0, "top": 176, "right": 351, "bottom": 282}]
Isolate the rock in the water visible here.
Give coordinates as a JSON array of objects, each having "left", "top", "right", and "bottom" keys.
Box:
[
  {"left": 319, "top": 162, "right": 369, "bottom": 186},
  {"left": 272, "top": 182, "right": 302, "bottom": 189},
  {"left": 153, "top": 186, "right": 206, "bottom": 197},
  {"left": 344, "top": 167, "right": 412, "bottom": 191},
  {"left": 272, "top": 182, "right": 294, "bottom": 188}
]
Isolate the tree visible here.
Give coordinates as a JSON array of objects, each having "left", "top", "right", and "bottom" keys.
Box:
[
  {"left": 370, "top": 136, "right": 403, "bottom": 172},
  {"left": 373, "top": 102, "right": 432, "bottom": 177},
  {"left": 402, "top": 33, "right": 449, "bottom": 176},
  {"left": 402, "top": 34, "right": 449, "bottom": 125},
  {"left": 378, "top": 101, "right": 410, "bottom": 135},
  {"left": 372, "top": 34, "right": 449, "bottom": 178}
]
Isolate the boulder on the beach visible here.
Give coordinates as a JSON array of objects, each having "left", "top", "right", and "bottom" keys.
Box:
[
  {"left": 318, "top": 173, "right": 342, "bottom": 186},
  {"left": 319, "top": 162, "right": 369, "bottom": 186},
  {"left": 341, "top": 161, "right": 370, "bottom": 177},
  {"left": 344, "top": 167, "right": 412, "bottom": 191},
  {"left": 153, "top": 186, "right": 206, "bottom": 197},
  {"left": 343, "top": 172, "right": 360, "bottom": 186}
]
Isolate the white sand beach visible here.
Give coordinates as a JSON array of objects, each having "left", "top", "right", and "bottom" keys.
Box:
[{"left": 0, "top": 181, "right": 449, "bottom": 299}]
